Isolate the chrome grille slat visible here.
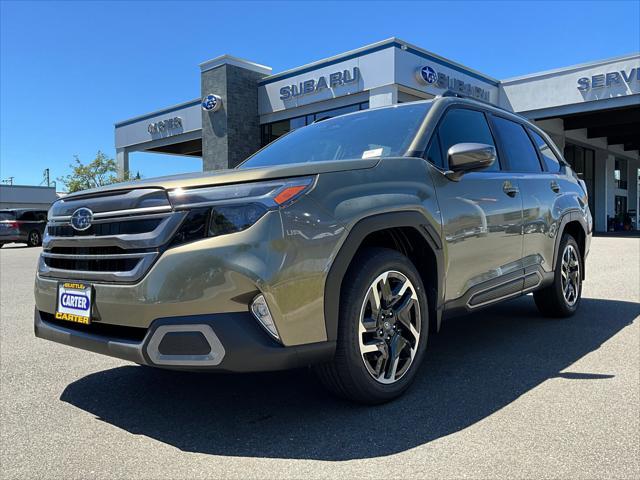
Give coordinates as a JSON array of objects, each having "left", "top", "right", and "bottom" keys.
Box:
[
  {"left": 48, "top": 211, "right": 172, "bottom": 226},
  {"left": 42, "top": 211, "right": 186, "bottom": 251},
  {"left": 49, "top": 205, "right": 172, "bottom": 222},
  {"left": 41, "top": 252, "right": 155, "bottom": 260}
]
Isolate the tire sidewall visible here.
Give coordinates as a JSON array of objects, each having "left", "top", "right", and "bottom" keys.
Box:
[
  {"left": 340, "top": 249, "right": 429, "bottom": 399},
  {"left": 28, "top": 230, "right": 41, "bottom": 247},
  {"left": 553, "top": 235, "right": 582, "bottom": 315}
]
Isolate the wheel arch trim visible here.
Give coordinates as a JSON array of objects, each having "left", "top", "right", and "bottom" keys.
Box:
[
  {"left": 323, "top": 210, "right": 444, "bottom": 342},
  {"left": 553, "top": 210, "right": 589, "bottom": 279}
]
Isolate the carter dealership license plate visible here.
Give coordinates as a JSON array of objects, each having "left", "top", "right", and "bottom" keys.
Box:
[{"left": 55, "top": 282, "right": 92, "bottom": 324}]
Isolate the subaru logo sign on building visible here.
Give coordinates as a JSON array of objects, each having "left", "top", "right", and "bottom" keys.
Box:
[
  {"left": 70, "top": 207, "right": 93, "bottom": 231},
  {"left": 418, "top": 65, "right": 438, "bottom": 84},
  {"left": 416, "top": 64, "right": 491, "bottom": 102},
  {"left": 201, "top": 94, "right": 222, "bottom": 112}
]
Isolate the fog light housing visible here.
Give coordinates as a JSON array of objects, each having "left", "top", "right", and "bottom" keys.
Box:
[{"left": 250, "top": 294, "right": 280, "bottom": 341}]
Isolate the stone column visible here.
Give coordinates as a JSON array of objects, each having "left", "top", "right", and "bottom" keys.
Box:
[
  {"left": 200, "top": 56, "right": 271, "bottom": 171},
  {"left": 116, "top": 147, "right": 129, "bottom": 180}
]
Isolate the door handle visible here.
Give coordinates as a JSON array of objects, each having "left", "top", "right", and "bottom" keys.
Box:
[
  {"left": 550, "top": 181, "right": 561, "bottom": 193},
  {"left": 503, "top": 181, "right": 519, "bottom": 197}
]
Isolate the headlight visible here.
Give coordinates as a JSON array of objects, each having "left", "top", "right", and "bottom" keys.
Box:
[
  {"left": 209, "top": 203, "right": 268, "bottom": 236},
  {"left": 168, "top": 176, "right": 315, "bottom": 246}
]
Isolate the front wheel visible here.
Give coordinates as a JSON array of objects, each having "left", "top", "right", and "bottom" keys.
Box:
[
  {"left": 534, "top": 233, "right": 582, "bottom": 317},
  {"left": 27, "top": 230, "right": 42, "bottom": 247},
  {"left": 315, "top": 247, "right": 429, "bottom": 404}
]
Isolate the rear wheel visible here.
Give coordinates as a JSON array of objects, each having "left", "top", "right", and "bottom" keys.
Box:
[
  {"left": 534, "top": 234, "right": 582, "bottom": 317},
  {"left": 27, "top": 230, "right": 42, "bottom": 247},
  {"left": 315, "top": 247, "right": 429, "bottom": 404}
]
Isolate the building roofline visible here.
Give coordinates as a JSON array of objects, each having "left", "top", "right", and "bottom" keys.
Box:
[
  {"left": 394, "top": 38, "right": 500, "bottom": 84},
  {"left": 114, "top": 98, "right": 201, "bottom": 128},
  {"left": 258, "top": 37, "right": 500, "bottom": 86},
  {"left": 501, "top": 52, "right": 640, "bottom": 84},
  {"left": 199, "top": 54, "right": 272, "bottom": 75}
]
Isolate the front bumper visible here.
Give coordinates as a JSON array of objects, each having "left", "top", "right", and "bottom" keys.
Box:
[
  {"left": 35, "top": 197, "right": 344, "bottom": 346},
  {"left": 34, "top": 309, "right": 334, "bottom": 372}
]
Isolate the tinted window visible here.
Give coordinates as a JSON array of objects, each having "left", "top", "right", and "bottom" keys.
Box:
[
  {"left": 425, "top": 133, "right": 443, "bottom": 167},
  {"left": 492, "top": 116, "right": 542, "bottom": 172},
  {"left": 529, "top": 129, "right": 561, "bottom": 172},
  {"left": 18, "top": 211, "right": 35, "bottom": 221},
  {"left": 438, "top": 108, "right": 499, "bottom": 171},
  {"left": 0, "top": 211, "right": 16, "bottom": 221},
  {"left": 241, "top": 104, "right": 429, "bottom": 168}
]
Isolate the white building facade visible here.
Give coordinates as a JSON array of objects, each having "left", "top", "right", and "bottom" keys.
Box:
[{"left": 114, "top": 38, "right": 639, "bottom": 232}]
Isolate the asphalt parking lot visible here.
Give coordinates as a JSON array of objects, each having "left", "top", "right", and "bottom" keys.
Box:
[{"left": 1, "top": 237, "right": 638, "bottom": 479}]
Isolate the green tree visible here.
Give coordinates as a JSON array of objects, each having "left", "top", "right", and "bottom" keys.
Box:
[{"left": 57, "top": 151, "right": 141, "bottom": 193}]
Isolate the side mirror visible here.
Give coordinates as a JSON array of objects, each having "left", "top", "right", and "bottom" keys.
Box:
[{"left": 446, "top": 143, "right": 496, "bottom": 180}]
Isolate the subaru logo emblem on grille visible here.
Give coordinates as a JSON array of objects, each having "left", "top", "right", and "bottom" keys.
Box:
[{"left": 70, "top": 207, "right": 93, "bottom": 231}]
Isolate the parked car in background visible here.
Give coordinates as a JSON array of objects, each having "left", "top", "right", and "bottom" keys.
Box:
[{"left": 0, "top": 209, "right": 48, "bottom": 247}]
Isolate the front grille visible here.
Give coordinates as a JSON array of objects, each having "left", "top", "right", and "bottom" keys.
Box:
[
  {"left": 47, "top": 217, "right": 162, "bottom": 237},
  {"left": 40, "top": 311, "right": 148, "bottom": 342},
  {"left": 49, "top": 246, "right": 129, "bottom": 255},
  {"left": 40, "top": 201, "right": 186, "bottom": 282},
  {"left": 43, "top": 256, "right": 141, "bottom": 272}
]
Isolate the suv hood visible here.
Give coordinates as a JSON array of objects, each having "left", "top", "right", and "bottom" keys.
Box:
[{"left": 63, "top": 159, "right": 380, "bottom": 200}]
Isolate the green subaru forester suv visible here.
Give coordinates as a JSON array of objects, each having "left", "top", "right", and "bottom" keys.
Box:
[{"left": 34, "top": 95, "right": 591, "bottom": 404}]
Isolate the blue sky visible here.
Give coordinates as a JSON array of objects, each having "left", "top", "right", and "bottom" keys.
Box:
[{"left": 1, "top": 0, "right": 639, "bottom": 188}]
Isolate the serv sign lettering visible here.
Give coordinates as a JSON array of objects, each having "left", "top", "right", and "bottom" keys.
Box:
[{"left": 56, "top": 282, "right": 92, "bottom": 324}]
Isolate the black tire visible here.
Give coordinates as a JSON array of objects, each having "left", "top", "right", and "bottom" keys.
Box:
[
  {"left": 315, "top": 247, "right": 429, "bottom": 404},
  {"left": 534, "top": 233, "right": 582, "bottom": 317},
  {"left": 27, "top": 230, "right": 42, "bottom": 247}
]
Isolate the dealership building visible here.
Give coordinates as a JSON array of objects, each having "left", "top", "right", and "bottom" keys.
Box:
[{"left": 114, "top": 38, "right": 639, "bottom": 233}]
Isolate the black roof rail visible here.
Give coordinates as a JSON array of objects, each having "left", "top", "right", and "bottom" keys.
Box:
[
  {"left": 436, "top": 89, "right": 521, "bottom": 115},
  {"left": 436, "top": 89, "right": 494, "bottom": 105}
]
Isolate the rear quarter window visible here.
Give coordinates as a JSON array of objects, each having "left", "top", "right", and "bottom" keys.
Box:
[
  {"left": 0, "top": 212, "right": 16, "bottom": 221},
  {"left": 491, "top": 116, "right": 542, "bottom": 173},
  {"left": 529, "top": 129, "right": 561, "bottom": 172}
]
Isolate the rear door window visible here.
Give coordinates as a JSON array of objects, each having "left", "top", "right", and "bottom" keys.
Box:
[
  {"left": 491, "top": 116, "right": 542, "bottom": 173},
  {"left": 529, "top": 129, "right": 561, "bottom": 172},
  {"left": 438, "top": 108, "right": 500, "bottom": 171}
]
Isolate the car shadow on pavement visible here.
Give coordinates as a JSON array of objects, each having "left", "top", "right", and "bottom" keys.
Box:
[{"left": 60, "top": 296, "right": 639, "bottom": 461}]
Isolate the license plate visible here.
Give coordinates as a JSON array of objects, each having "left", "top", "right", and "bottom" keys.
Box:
[{"left": 55, "top": 282, "right": 92, "bottom": 324}]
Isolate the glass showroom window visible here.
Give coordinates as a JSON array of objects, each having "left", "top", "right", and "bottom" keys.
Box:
[
  {"left": 260, "top": 102, "right": 369, "bottom": 147},
  {"left": 615, "top": 158, "right": 628, "bottom": 190}
]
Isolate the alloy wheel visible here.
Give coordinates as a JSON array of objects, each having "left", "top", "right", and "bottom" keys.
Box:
[
  {"left": 560, "top": 244, "right": 580, "bottom": 306},
  {"left": 29, "top": 231, "right": 40, "bottom": 246},
  {"left": 358, "top": 270, "right": 421, "bottom": 384}
]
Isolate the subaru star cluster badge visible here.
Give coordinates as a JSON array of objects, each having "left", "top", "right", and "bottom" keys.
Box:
[
  {"left": 201, "top": 94, "right": 222, "bottom": 112},
  {"left": 70, "top": 207, "right": 93, "bottom": 231},
  {"left": 417, "top": 65, "right": 438, "bottom": 85}
]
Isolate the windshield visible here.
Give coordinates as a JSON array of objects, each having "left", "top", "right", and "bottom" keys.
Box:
[
  {"left": 240, "top": 103, "right": 430, "bottom": 169},
  {"left": 0, "top": 212, "right": 16, "bottom": 221}
]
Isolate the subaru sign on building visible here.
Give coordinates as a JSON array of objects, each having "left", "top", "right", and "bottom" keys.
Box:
[{"left": 114, "top": 38, "right": 639, "bottom": 233}]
